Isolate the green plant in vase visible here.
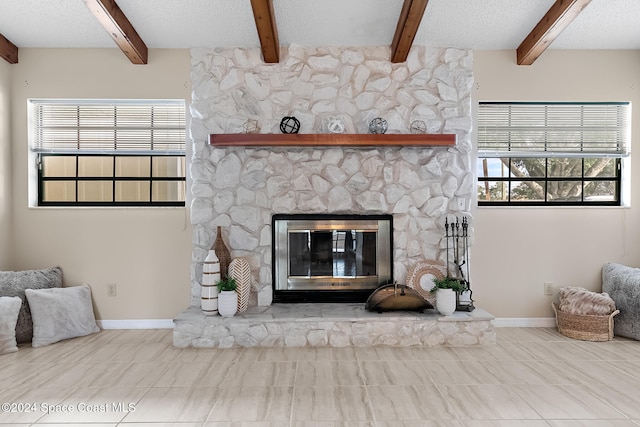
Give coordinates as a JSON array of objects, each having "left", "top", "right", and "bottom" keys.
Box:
[
  {"left": 216, "top": 277, "right": 238, "bottom": 317},
  {"left": 216, "top": 277, "right": 237, "bottom": 292},
  {"left": 431, "top": 276, "right": 465, "bottom": 316},
  {"left": 430, "top": 276, "right": 465, "bottom": 293}
]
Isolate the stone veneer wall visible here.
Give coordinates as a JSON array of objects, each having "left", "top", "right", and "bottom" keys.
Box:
[{"left": 189, "top": 45, "right": 473, "bottom": 308}]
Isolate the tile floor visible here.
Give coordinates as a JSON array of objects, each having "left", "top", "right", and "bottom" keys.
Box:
[{"left": 1, "top": 327, "right": 640, "bottom": 426}]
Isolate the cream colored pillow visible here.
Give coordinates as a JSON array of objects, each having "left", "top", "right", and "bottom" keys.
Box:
[
  {"left": 25, "top": 284, "right": 100, "bottom": 348},
  {"left": 558, "top": 286, "right": 617, "bottom": 316},
  {"left": 0, "top": 296, "right": 22, "bottom": 354}
]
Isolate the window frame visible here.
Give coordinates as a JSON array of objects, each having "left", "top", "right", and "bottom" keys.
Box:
[
  {"left": 477, "top": 102, "right": 630, "bottom": 207},
  {"left": 29, "top": 99, "right": 186, "bottom": 208},
  {"left": 37, "top": 153, "right": 186, "bottom": 207}
]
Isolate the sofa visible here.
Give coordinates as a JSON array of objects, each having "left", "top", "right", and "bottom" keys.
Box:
[{"left": 602, "top": 262, "right": 640, "bottom": 340}]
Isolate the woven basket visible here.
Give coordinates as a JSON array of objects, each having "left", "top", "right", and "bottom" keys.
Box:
[{"left": 552, "top": 302, "right": 619, "bottom": 342}]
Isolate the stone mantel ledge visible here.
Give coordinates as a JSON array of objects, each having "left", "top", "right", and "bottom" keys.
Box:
[{"left": 173, "top": 304, "right": 496, "bottom": 348}]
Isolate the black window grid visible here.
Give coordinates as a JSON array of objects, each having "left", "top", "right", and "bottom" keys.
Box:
[
  {"left": 477, "top": 157, "right": 621, "bottom": 206},
  {"left": 37, "top": 153, "right": 186, "bottom": 207}
]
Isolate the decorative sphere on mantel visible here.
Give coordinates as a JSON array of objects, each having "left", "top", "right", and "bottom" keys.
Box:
[
  {"left": 327, "top": 116, "right": 345, "bottom": 134},
  {"left": 280, "top": 116, "right": 301, "bottom": 134},
  {"left": 368, "top": 117, "right": 388, "bottom": 134},
  {"left": 410, "top": 120, "right": 427, "bottom": 134}
]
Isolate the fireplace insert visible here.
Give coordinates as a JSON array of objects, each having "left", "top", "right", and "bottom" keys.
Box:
[{"left": 272, "top": 214, "right": 393, "bottom": 303}]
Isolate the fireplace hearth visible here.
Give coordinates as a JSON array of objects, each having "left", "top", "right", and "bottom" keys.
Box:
[
  {"left": 173, "top": 304, "right": 496, "bottom": 348},
  {"left": 272, "top": 214, "right": 393, "bottom": 303}
]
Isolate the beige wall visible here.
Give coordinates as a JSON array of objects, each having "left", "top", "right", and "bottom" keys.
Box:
[
  {"left": 471, "top": 50, "right": 640, "bottom": 318},
  {"left": 9, "top": 49, "right": 193, "bottom": 320},
  {"left": 0, "top": 58, "right": 11, "bottom": 269},
  {"left": 7, "top": 48, "right": 639, "bottom": 321}
]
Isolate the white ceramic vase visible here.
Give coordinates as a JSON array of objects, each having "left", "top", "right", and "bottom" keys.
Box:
[
  {"left": 218, "top": 290, "right": 238, "bottom": 317},
  {"left": 436, "top": 288, "right": 457, "bottom": 316}
]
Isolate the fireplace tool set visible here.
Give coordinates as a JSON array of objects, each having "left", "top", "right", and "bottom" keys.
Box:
[
  {"left": 365, "top": 216, "right": 475, "bottom": 313},
  {"left": 445, "top": 216, "right": 475, "bottom": 311}
]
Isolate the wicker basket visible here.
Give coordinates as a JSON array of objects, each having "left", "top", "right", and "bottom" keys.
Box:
[{"left": 552, "top": 302, "right": 619, "bottom": 342}]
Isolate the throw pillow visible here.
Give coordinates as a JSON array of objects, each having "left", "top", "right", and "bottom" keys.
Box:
[
  {"left": 0, "top": 296, "right": 22, "bottom": 354},
  {"left": 0, "top": 266, "right": 63, "bottom": 343},
  {"left": 558, "top": 286, "right": 617, "bottom": 316},
  {"left": 25, "top": 284, "right": 100, "bottom": 348},
  {"left": 602, "top": 262, "right": 640, "bottom": 340}
]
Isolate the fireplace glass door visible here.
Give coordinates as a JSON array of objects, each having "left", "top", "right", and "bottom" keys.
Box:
[
  {"left": 273, "top": 214, "right": 392, "bottom": 302},
  {"left": 288, "top": 229, "right": 377, "bottom": 278}
]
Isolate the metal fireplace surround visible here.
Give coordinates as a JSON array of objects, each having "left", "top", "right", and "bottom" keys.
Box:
[{"left": 272, "top": 214, "right": 393, "bottom": 303}]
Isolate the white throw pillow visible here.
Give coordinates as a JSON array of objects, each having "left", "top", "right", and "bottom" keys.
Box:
[
  {"left": 25, "top": 284, "right": 100, "bottom": 348},
  {"left": 0, "top": 296, "right": 22, "bottom": 354}
]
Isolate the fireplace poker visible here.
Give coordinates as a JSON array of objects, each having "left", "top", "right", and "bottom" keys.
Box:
[
  {"left": 445, "top": 217, "right": 451, "bottom": 277},
  {"left": 463, "top": 217, "right": 470, "bottom": 285},
  {"left": 454, "top": 217, "right": 462, "bottom": 281},
  {"left": 458, "top": 216, "right": 475, "bottom": 311}
]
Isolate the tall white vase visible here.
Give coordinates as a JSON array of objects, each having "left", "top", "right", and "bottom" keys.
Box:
[
  {"left": 201, "top": 250, "right": 220, "bottom": 316},
  {"left": 436, "top": 288, "right": 457, "bottom": 316}
]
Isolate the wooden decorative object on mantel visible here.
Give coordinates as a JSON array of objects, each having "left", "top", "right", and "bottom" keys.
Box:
[{"left": 209, "top": 133, "right": 456, "bottom": 147}]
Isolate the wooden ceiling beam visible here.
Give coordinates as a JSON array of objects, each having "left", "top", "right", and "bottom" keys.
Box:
[
  {"left": 0, "top": 33, "right": 18, "bottom": 64},
  {"left": 391, "top": 0, "right": 429, "bottom": 63},
  {"left": 250, "top": 0, "right": 279, "bottom": 63},
  {"left": 517, "top": 0, "right": 592, "bottom": 66},
  {"left": 84, "top": 0, "right": 148, "bottom": 64}
]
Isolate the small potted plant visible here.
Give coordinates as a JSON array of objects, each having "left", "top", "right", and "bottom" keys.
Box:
[
  {"left": 216, "top": 277, "right": 238, "bottom": 317},
  {"left": 431, "top": 277, "right": 464, "bottom": 315}
]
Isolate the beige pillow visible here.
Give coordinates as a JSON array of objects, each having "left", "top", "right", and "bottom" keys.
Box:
[
  {"left": 25, "top": 284, "right": 100, "bottom": 348},
  {"left": 558, "top": 286, "right": 617, "bottom": 316},
  {"left": 0, "top": 296, "right": 22, "bottom": 354}
]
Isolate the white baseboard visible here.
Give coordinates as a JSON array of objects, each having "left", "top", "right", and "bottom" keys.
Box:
[
  {"left": 493, "top": 317, "right": 556, "bottom": 328},
  {"left": 97, "top": 319, "right": 174, "bottom": 329},
  {"left": 96, "top": 318, "right": 555, "bottom": 329}
]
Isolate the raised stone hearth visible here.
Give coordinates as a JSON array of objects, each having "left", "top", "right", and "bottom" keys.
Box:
[{"left": 173, "top": 305, "right": 495, "bottom": 348}]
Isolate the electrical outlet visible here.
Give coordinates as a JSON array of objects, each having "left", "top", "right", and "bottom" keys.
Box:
[
  {"left": 107, "top": 283, "right": 117, "bottom": 297},
  {"left": 544, "top": 282, "right": 553, "bottom": 296}
]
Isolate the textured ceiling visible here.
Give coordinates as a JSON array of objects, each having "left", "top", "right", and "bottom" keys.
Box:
[{"left": 1, "top": 0, "right": 640, "bottom": 51}]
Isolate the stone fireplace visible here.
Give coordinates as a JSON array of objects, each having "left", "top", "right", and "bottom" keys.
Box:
[{"left": 188, "top": 44, "right": 473, "bottom": 309}]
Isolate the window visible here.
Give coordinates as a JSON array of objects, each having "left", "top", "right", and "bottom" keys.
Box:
[
  {"left": 477, "top": 102, "right": 630, "bottom": 206},
  {"left": 29, "top": 99, "right": 186, "bottom": 207}
]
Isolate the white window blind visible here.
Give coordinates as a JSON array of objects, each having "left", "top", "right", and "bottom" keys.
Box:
[
  {"left": 478, "top": 102, "right": 631, "bottom": 158},
  {"left": 30, "top": 99, "right": 186, "bottom": 155}
]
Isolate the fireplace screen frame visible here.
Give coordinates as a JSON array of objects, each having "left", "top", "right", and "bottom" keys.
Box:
[{"left": 272, "top": 214, "right": 393, "bottom": 303}]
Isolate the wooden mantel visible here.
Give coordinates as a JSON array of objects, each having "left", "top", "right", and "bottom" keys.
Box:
[{"left": 209, "top": 133, "right": 456, "bottom": 147}]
